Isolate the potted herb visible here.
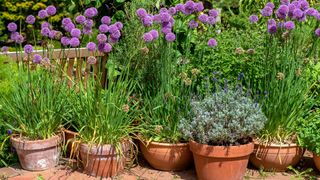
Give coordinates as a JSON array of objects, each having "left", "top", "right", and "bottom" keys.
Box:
[
  {"left": 247, "top": 1, "right": 319, "bottom": 171},
  {"left": 136, "top": 0, "right": 220, "bottom": 171},
  {"left": 179, "top": 85, "right": 266, "bottom": 180}
]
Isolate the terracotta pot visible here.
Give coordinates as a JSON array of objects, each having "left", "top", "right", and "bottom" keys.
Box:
[
  {"left": 80, "top": 142, "right": 129, "bottom": 178},
  {"left": 139, "top": 141, "right": 193, "bottom": 171},
  {"left": 313, "top": 153, "right": 320, "bottom": 171},
  {"left": 63, "top": 129, "right": 79, "bottom": 158},
  {"left": 10, "top": 135, "right": 61, "bottom": 171},
  {"left": 189, "top": 140, "right": 254, "bottom": 180},
  {"left": 249, "top": 142, "right": 304, "bottom": 171}
]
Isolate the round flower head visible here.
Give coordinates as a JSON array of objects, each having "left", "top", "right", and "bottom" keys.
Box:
[
  {"left": 84, "top": 19, "right": 94, "bottom": 28},
  {"left": 86, "top": 42, "right": 96, "bottom": 51},
  {"left": 26, "top": 15, "right": 36, "bottom": 24},
  {"left": 136, "top": 8, "right": 148, "bottom": 18},
  {"left": 84, "top": 7, "right": 98, "bottom": 18},
  {"left": 41, "top": 27, "right": 50, "bottom": 36},
  {"left": 208, "top": 38, "right": 217, "bottom": 47},
  {"left": 188, "top": 20, "right": 199, "bottom": 29},
  {"left": 268, "top": 18, "right": 276, "bottom": 26},
  {"left": 62, "top": 18, "right": 72, "bottom": 26},
  {"left": 277, "top": 5, "right": 289, "bottom": 15},
  {"left": 48, "top": 30, "right": 57, "bottom": 39},
  {"left": 293, "top": 8, "right": 304, "bottom": 19},
  {"left": 175, "top": 4, "right": 184, "bottom": 12},
  {"left": 97, "top": 34, "right": 107, "bottom": 43},
  {"left": 165, "top": 32, "right": 176, "bottom": 42},
  {"left": 38, "top": 9, "right": 48, "bottom": 19},
  {"left": 33, "top": 54, "right": 42, "bottom": 64},
  {"left": 207, "top": 16, "right": 217, "bottom": 25},
  {"left": 299, "top": 0, "right": 309, "bottom": 11},
  {"left": 87, "top": 56, "right": 97, "bottom": 65},
  {"left": 7, "top": 22, "right": 17, "bottom": 32},
  {"left": 249, "top": 15, "right": 259, "bottom": 23},
  {"left": 108, "top": 24, "right": 118, "bottom": 34},
  {"left": 103, "top": 43, "right": 112, "bottom": 53},
  {"left": 306, "top": 8, "right": 318, "bottom": 17},
  {"left": 184, "top": 0, "right": 195, "bottom": 15},
  {"left": 41, "top": 22, "right": 51, "bottom": 29},
  {"left": 168, "top": 7, "right": 177, "bottom": 15},
  {"left": 83, "top": 27, "right": 93, "bottom": 35},
  {"left": 149, "top": 30, "right": 159, "bottom": 39},
  {"left": 71, "top": 28, "right": 81, "bottom": 38},
  {"left": 268, "top": 25, "right": 277, "bottom": 34},
  {"left": 24, "top": 44, "right": 33, "bottom": 54},
  {"left": 160, "top": 12, "right": 171, "bottom": 23},
  {"left": 10, "top": 32, "right": 19, "bottom": 41},
  {"left": 111, "top": 30, "right": 121, "bottom": 39},
  {"left": 143, "top": 33, "right": 153, "bottom": 42},
  {"left": 46, "top": 5, "right": 56, "bottom": 16},
  {"left": 101, "top": 16, "right": 111, "bottom": 25},
  {"left": 261, "top": 6, "right": 273, "bottom": 17},
  {"left": 109, "top": 37, "right": 119, "bottom": 43},
  {"left": 64, "top": 23, "right": 75, "bottom": 32},
  {"left": 284, "top": 21, "right": 295, "bottom": 30},
  {"left": 317, "top": 13, "right": 320, "bottom": 21},
  {"left": 142, "top": 16, "right": 153, "bottom": 27},
  {"left": 160, "top": 8, "right": 168, "bottom": 13},
  {"left": 75, "top": 15, "right": 86, "bottom": 24},
  {"left": 266, "top": 2, "right": 275, "bottom": 9},
  {"left": 1, "top": 46, "right": 9, "bottom": 53},
  {"left": 115, "top": 22, "right": 123, "bottom": 30},
  {"left": 315, "top": 28, "right": 320, "bottom": 37},
  {"left": 198, "top": 14, "right": 208, "bottom": 23},
  {"left": 69, "top": 37, "right": 80, "bottom": 47},
  {"left": 161, "top": 27, "right": 172, "bottom": 34},
  {"left": 61, "top": 36, "right": 70, "bottom": 46},
  {"left": 195, "top": 2, "right": 204, "bottom": 12},
  {"left": 209, "top": 9, "right": 219, "bottom": 18},
  {"left": 99, "top": 24, "right": 109, "bottom": 33}
]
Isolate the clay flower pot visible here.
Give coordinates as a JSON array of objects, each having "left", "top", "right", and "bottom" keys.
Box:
[
  {"left": 249, "top": 142, "right": 304, "bottom": 171},
  {"left": 313, "top": 153, "right": 320, "bottom": 171},
  {"left": 63, "top": 129, "right": 79, "bottom": 158},
  {"left": 80, "top": 142, "right": 129, "bottom": 178},
  {"left": 139, "top": 141, "right": 193, "bottom": 171},
  {"left": 189, "top": 140, "right": 254, "bottom": 180},
  {"left": 10, "top": 135, "right": 61, "bottom": 171}
]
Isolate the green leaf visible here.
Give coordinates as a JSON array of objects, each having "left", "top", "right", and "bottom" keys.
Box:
[
  {"left": 116, "top": 0, "right": 126, "bottom": 3},
  {"left": 68, "top": 0, "right": 76, "bottom": 12}
]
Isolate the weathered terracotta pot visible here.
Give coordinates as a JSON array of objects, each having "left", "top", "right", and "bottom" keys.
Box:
[
  {"left": 250, "top": 142, "right": 304, "bottom": 171},
  {"left": 80, "top": 142, "right": 129, "bottom": 178},
  {"left": 10, "top": 135, "right": 61, "bottom": 171},
  {"left": 139, "top": 141, "right": 193, "bottom": 171},
  {"left": 313, "top": 153, "right": 320, "bottom": 171},
  {"left": 63, "top": 129, "right": 79, "bottom": 158},
  {"left": 189, "top": 140, "right": 254, "bottom": 180}
]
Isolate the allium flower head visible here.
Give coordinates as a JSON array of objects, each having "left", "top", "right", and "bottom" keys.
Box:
[
  {"left": 41, "top": 22, "right": 51, "bottom": 29},
  {"left": 97, "top": 34, "right": 107, "bottom": 43},
  {"left": 266, "top": 2, "right": 275, "bottom": 9},
  {"left": 87, "top": 56, "right": 97, "bottom": 65},
  {"left": 75, "top": 15, "right": 86, "bottom": 24},
  {"left": 208, "top": 16, "right": 217, "bottom": 25},
  {"left": 84, "top": 19, "right": 94, "bottom": 28},
  {"left": 161, "top": 27, "right": 172, "bottom": 34},
  {"left": 64, "top": 23, "right": 75, "bottom": 32},
  {"left": 149, "top": 30, "right": 159, "bottom": 39},
  {"left": 268, "top": 18, "right": 276, "bottom": 26},
  {"left": 160, "top": 8, "right": 168, "bottom": 13},
  {"left": 168, "top": 7, "right": 177, "bottom": 15},
  {"left": 277, "top": 5, "right": 289, "bottom": 15},
  {"left": 101, "top": 16, "right": 111, "bottom": 25},
  {"left": 209, "top": 9, "right": 219, "bottom": 18},
  {"left": 10, "top": 32, "right": 19, "bottom": 41},
  {"left": 261, "top": 6, "right": 273, "bottom": 17},
  {"left": 268, "top": 25, "right": 277, "bottom": 34},
  {"left": 142, "top": 16, "right": 153, "bottom": 27},
  {"left": 165, "top": 32, "right": 176, "bottom": 42},
  {"left": 69, "top": 37, "right": 80, "bottom": 47},
  {"left": 108, "top": 24, "right": 118, "bottom": 34},
  {"left": 7, "top": 22, "right": 17, "bottom": 32},
  {"left": 62, "top": 18, "right": 72, "bottom": 26},
  {"left": 26, "top": 15, "right": 36, "bottom": 24},
  {"left": 306, "top": 8, "right": 318, "bottom": 16},
  {"left": 24, "top": 44, "right": 33, "bottom": 54},
  {"left": 160, "top": 12, "right": 171, "bottom": 23},
  {"left": 293, "top": 8, "right": 304, "bottom": 19},
  {"left": 61, "top": 36, "right": 70, "bottom": 46},
  {"left": 46, "top": 5, "right": 57, "bottom": 16},
  {"left": 136, "top": 8, "right": 148, "bottom": 18},
  {"left": 41, "top": 27, "right": 50, "bottom": 36},
  {"left": 198, "top": 14, "right": 209, "bottom": 23},
  {"left": 103, "top": 43, "right": 112, "bottom": 53},
  {"left": 86, "top": 42, "right": 96, "bottom": 51},
  {"left": 48, "top": 30, "right": 57, "bottom": 39},
  {"left": 315, "top": 28, "right": 320, "bottom": 37},
  {"left": 110, "top": 30, "right": 121, "bottom": 39},
  {"left": 115, "top": 22, "right": 123, "bottom": 30},
  {"left": 299, "top": 0, "right": 309, "bottom": 11},
  {"left": 249, "top": 15, "right": 259, "bottom": 23},
  {"left": 99, "top": 24, "right": 109, "bottom": 33},
  {"left": 38, "top": 10, "right": 48, "bottom": 19},
  {"left": 1, "top": 46, "right": 9, "bottom": 53},
  {"left": 284, "top": 21, "right": 295, "bottom": 30},
  {"left": 195, "top": 2, "right": 204, "bottom": 12},
  {"left": 184, "top": 0, "right": 195, "bottom": 15},
  {"left": 33, "top": 54, "right": 42, "bottom": 64},
  {"left": 83, "top": 27, "right": 93, "bottom": 35},
  {"left": 175, "top": 4, "right": 185, "bottom": 12},
  {"left": 84, "top": 7, "right": 98, "bottom": 18},
  {"left": 71, "top": 28, "right": 81, "bottom": 38},
  {"left": 188, "top": 20, "right": 199, "bottom": 29},
  {"left": 208, "top": 38, "right": 217, "bottom": 47},
  {"left": 143, "top": 33, "right": 153, "bottom": 42}
]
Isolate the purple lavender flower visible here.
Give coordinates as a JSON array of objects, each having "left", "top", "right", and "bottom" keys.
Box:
[
  {"left": 136, "top": 8, "right": 148, "bottom": 18},
  {"left": 101, "top": 16, "right": 111, "bottom": 25},
  {"left": 261, "top": 6, "right": 273, "bottom": 17},
  {"left": 103, "top": 43, "right": 112, "bottom": 53},
  {"left": 64, "top": 23, "right": 75, "bottom": 32},
  {"left": 61, "top": 36, "right": 70, "bottom": 46},
  {"left": 62, "top": 18, "right": 72, "bottom": 26},
  {"left": 168, "top": 7, "right": 177, "bottom": 15},
  {"left": 284, "top": 21, "right": 295, "bottom": 30},
  {"left": 175, "top": 4, "right": 184, "bottom": 12},
  {"left": 266, "top": 2, "right": 275, "bottom": 9},
  {"left": 97, "top": 34, "right": 107, "bottom": 43},
  {"left": 188, "top": 20, "right": 199, "bottom": 29},
  {"left": 86, "top": 42, "right": 96, "bottom": 51},
  {"left": 149, "top": 30, "right": 159, "bottom": 39},
  {"left": 41, "top": 27, "right": 50, "bottom": 36},
  {"left": 198, "top": 14, "right": 209, "bottom": 23},
  {"left": 208, "top": 38, "right": 217, "bottom": 47},
  {"left": 268, "top": 25, "right": 277, "bottom": 34},
  {"left": 75, "top": 15, "right": 86, "bottom": 24},
  {"left": 142, "top": 16, "right": 153, "bottom": 27},
  {"left": 71, "top": 28, "right": 81, "bottom": 38},
  {"left": 110, "top": 30, "right": 121, "bottom": 39},
  {"left": 249, "top": 15, "right": 259, "bottom": 23},
  {"left": 306, "top": 8, "right": 318, "bottom": 16},
  {"left": 84, "top": 19, "right": 94, "bottom": 28},
  {"left": 83, "top": 27, "right": 93, "bottom": 35},
  {"left": 195, "top": 2, "right": 204, "bottom": 12},
  {"left": 315, "top": 28, "right": 320, "bottom": 37},
  {"left": 165, "top": 32, "right": 176, "bottom": 42},
  {"left": 7, "top": 22, "right": 17, "bottom": 32},
  {"left": 184, "top": 0, "right": 195, "bottom": 15},
  {"left": 99, "top": 24, "right": 109, "bottom": 33},
  {"left": 69, "top": 37, "right": 80, "bottom": 47},
  {"left": 46, "top": 5, "right": 56, "bottom": 16},
  {"left": 208, "top": 16, "right": 217, "bottom": 25},
  {"left": 38, "top": 10, "right": 48, "bottom": 19},
  {"left": 10, "top": 32, "right": 19, "bottom": 41},
  {"left": 26, "top": 15, "right": 36, "bottom": 24},
  {"left": 87, "top": 56, "right": 97, "bottom": 65},
  {"left": 1, "top": 46, "right": 9, "bottom": 53},
  {"left": 115, "top": 22, "right": 123, "bottom": 30},
  {"left": 209, "top": 9, "right": 219, "bottom": 18},
  {"left": 33, "top": 54, "right": 42, "bottom": 64},
  {"left": 24, "top": 44, "right": 33, "bottom": 54},
  {"left": 108, "top": 24, "right": 118, "bottom": 34},
  {"left": 84, "top": 7, "right": 98, "bottom": 18},
  {"left": 143, "top": 33, "right": 153, "bottom": 42}
]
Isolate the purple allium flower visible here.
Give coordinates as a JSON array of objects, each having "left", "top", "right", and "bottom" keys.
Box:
[
  {"left": 7, "top": 22, "right": 17, "bottom": 32},
  {"left": 299, "top": 0, "right": 309, "bottom": 11},
  {"left": 281, "top": 0, "right": 290, "bottom": 5},
  {"left": 101, "top": 16, "right": 111, "bottom": 25},
  {"left": 46, "top": 5, "right": 56, "bottom": 16},
  {"left": 61, "top": 36, "right": 70, "bottom": 46},
  {"left": 41, "top": 22, "right": 50, "bottom": 29},
  {"left": 143, "top": 33, "right": 153, "bottom": 42},
  {"left": 115, "top": 22, "right": 123, "bottom": 30},
  {"left": 71, "top": 28, "right": 81, "bottom": 38},
  {"left": 276, "top": 5, "right": 289, "bottom": 16},
  {"left": 26, "top": 15, "right": 36, "bottom": 24},
  {"left": 142, "top": 16, "right": 153, "bottom": 27},
  {"left": 168, "top": 7, "right": 177, "bottom": 15},
  {"left": 315, "top": 28, "right": 320, "bottom": 37},
  {"left": 48, "top": 30, "right": 57, "bottom": 39},
  {"left": 103, "top": 43, "right": 112, "bottom": 53},
  {"left": 38, "top": 10, "right": 48, "bottom": 19},
  {"left": 110, "top": 30, "right": 121, "bottom": 39},
  {"left": 175, "top": 4, "right": 184, "bottom": 12},
  {"left": 184, "top": 0, "right": 195, "bottom": 15},
  {"left": 268, "top": 25, "right": 277, "bottom": 34},
  {"left": 149, "top": 30, "right": 159, "bottom": 39},
  {"left": 41, "top": 27, "right": 50, "bottom": 36},
  {"left": 277, "top": 22, "right": 285, "bottom": 29},
  {"left": 188, "top": 20, "right": 199, "bottom": 29},
  {"left": 87, "top": 56, "right": 97, "bottom": 65},
  {"left": 33, "top": 54, "right": 42, "bottom": 64},
  {"left": 99, "top": 24, "right": 109, "bottom": 33},
  {"left": 161, "top": 27, "right": 172, "bottom": 34},
  {"left": 284, "top": 21, "right": 295, "bottom": 30},
  {"left": 209, "top": 9, "right": 219, "bottom": 18},
  {"left": 317, "top": 13, "right": 320, "bottom": 21},
  {"left": 7, "top": 129, "right": 12, "bottom": 135},
  {"left": 249, "top": 15, "right": 259, "bottom": 23},
  {"left": 1, "top": 46, "right": 9, "bottom": 53},
  {"left": 97, "top": 34, "right": 107, "bottom": 43},
  {"left": 165, "top": 32, "right": 176, "bottom": 42},
  {"left": 198, "top": 14, "right": 209, "bottom": 23},
  {"left": 69, "top": 37, "right": 80, "bottom": 47},
  {"left": 152, "top": 14, "right": 161, "bottom": 23},
  {"left": 208, "top": 38, "right": 217, "bottom": 47},
  {"left": 62, "top": 18, "right": 72, "bottom": 26},
  {"left": 84, "top": 19, "right": 94, "bottom": 28},
  {"left": 160, "top": 8, "right": 168, "bottom": 13},
  {"left": 195, "top": 2, "right": 204, "bottom": 12},
  {"left": 86, "top": 42, "right": 96, "bottom": 51},
  {"left": 293, "top": 8, "right": 304, "bottom": 19},
  {"left": 306, "top": 8, "right": 318, "bottom": 16},
  {"left": 83, "top": 27, "right": 93, "bottom": 35},
  {"left": 268, "top": 18, "right": 276, "bottom": 26},
  {"left": 64, "top": 23, "right": 75, "bottom": 32},
  {"left": 261, "top": 6, "right": 273, "bottom": 17},
  {"left": 84, "top": 7, "right": 98, "bottom": 18},
  {"left": 266, "top": 2, "right": 275, "bottom": 9},
  {"left": 75, "top": 15, "right": 86, "bottom": 24},
  {"left": 109, "top": 37, "right": 119, "bottom": 43},
  {"left": 10, "top": 32, "right": 19, "bottom": 41},
  {"left": 208, "top": 16, "right": 217, "bottom": 25},
  {"left": 136, "top": 8, "right": 148, "bottom": 18},
  {"left": 160, "top": 12, "right": 171, "bottom": 23},
  {"left": 108, "top": 24, "right": 118, "bottom": 34},
  {"left": 24, "top": 44, "right": 33, "bottom": 54}
]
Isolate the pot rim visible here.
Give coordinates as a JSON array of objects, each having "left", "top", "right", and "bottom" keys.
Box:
[
  {"left": 253, "top": 140, "right": 299, "bottom": 147},
  {"left": 10, "top": 134, "right": 61, "bottom": 150},
  {"left": 141, "top": 141, "right": 189, "bottom": 147},
  {"left": 10, "top": 134, "right": 61, "bottom": 144},
  {"left": 62, "top": 128, "right": 79, "bottom": 136}
]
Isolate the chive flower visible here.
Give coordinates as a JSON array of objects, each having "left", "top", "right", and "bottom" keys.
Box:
[
  {"left": 284, "top": 21, "right": 295, "bottom": 30},
  {"left": 188, "top": 20, "right": 199, "bottom": 29},
  {"left": 84, "top": 7, "right": 98, "bottom": 18},
  {"left": 69, "top": 37, "right": 80, "bottom": 47},
  {"left": 101, "top": 16, "right": 111, "bottom": 25},
  {"left": 249, "top": 15, "right": 259, "bottom": 23},
  {"left": 208, "top": 38, "right": 217, "bottom": 47},
  {"left": 209, "top": 9, "right": 219, "bottom": 18},
  {"left": 136, "top": 8, "right": 148, "bottom": 18},
  {"left": 87, "top": 42, "right": 96, "bottom": 52},
  {"left": 46, "top": 5, "right": 57, "bottom": 16},
  {"left": 1, "top": 46, "right": 9, "bottom": 53},
  {"left": 33, "top": 54, "right": 42, "bottom": 64},
  {"left": 165, "top": 32, "right": 176, "bottom": 42},
  {"left": 97, "top": 34, "right": 107, "bottom": 43},
  {"left": 115, "top": 22, "right": 123, "bottom": 30},
  {"left": 26, "top": 15, "right": 36, "bottom": 24},
  {"left": 24, "top": 44, "right": 33, "bottom": 54},
  {"left": 62, "top": 18, "right": 72, "bottom": 26},
  {"left": 149, "top": 30, "right": 159, "bottom": 39},
  {"left": 71, "top": 28, "right": 81, "bottom": 38},
  {"left": 83, "top": 27, "right": 93, "bottom": 35},
  {"left": 7, "top": 22, "right": 17, "bottom": 32},
  {"left": 260, "top": 6, "right": 273, "bottom": 17},
  {"left": 168, "top": 7, "right": 177, "bottom": 15},
  {"left": 99, "top": 24, "right": 109, "bottom": 33},
  {"left": 143, "top": 33, "right": 153, "bottom": 42},
  {"left": 15, "top": 34, "right": 24, "bottom": 44},
  {"left": 198, "top": 14, "right": 208, "bottom": 23},
  {"left": 60, "top": 37, "right": 70, "bottom": 46},
  {"left": 75, "top": 15, "right": 86, "bottom": 24},
  {"left": 315, "top": 28, "right": 320, "bottom": 37},
  {"left": 195, "top": 2, "right": 204, "bottom": 12},
  {"left": 38, "top": 10, "right": 48, "bottom": 19}
]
